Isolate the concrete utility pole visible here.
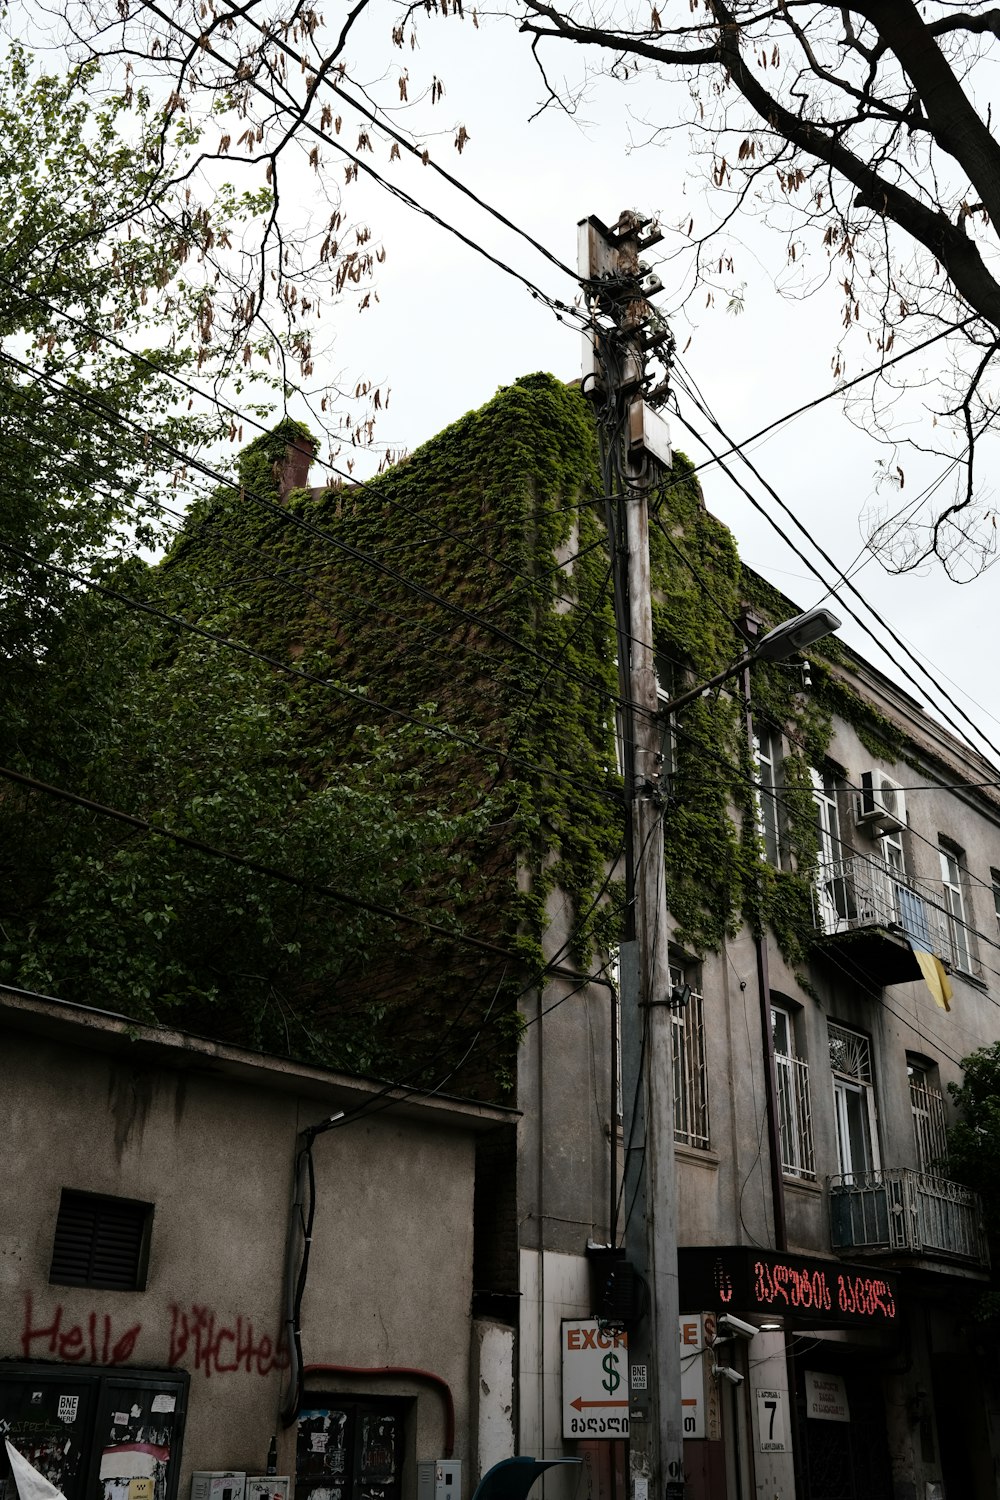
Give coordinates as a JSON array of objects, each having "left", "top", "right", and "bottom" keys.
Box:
[{"left": 578, "top": 212, "right": 685, "bottom": 1500}]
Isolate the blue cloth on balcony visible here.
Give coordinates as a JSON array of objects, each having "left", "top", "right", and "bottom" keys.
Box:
[{"left": 896, "top": 885, "right": 931, "bottom": 948}]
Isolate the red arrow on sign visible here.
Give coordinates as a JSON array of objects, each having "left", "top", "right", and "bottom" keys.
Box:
[{"left": 570, "top": 1398, "right": 629, "bottom": 1411}]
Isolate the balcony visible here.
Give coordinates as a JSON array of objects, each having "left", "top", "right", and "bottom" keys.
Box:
[
  {"left": 811, "top": 855, "right": 982, "bottom": 987},
  {"left": 830, "top": 1168, "right": 989, "bottom": 1270}
]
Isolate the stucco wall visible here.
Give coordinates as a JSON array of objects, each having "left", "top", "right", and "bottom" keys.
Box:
[{"left": 1, "top": 1014, "right": 493, "bottom": 1498}]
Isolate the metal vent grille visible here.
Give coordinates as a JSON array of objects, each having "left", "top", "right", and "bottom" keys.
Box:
[{"left": 50, "top": 1190, "right": 152, "bottom": 1290}]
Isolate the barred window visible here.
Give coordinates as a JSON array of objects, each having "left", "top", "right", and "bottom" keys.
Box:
[
  {"left": 772, "top": 1005, "right": 815, "bottom": 1180},
  {"left": 908, "top": 1058, "right": 948, "bottom": 1173},
  {"left": 671, "top": 966, "right": 709, "bottom": 1150}
]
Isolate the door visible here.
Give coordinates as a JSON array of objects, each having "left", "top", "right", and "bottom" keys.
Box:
[
  {"left": 797, "top": 1368, "right": 894, "bottom": 1500},
  {"left": 832, "top": 1079, "right": 878, "bottom": 1183}
]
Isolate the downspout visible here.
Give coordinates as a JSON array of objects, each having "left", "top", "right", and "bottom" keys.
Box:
[{"left": 738, "top": 627, "right": 787, "bottom": 1253}]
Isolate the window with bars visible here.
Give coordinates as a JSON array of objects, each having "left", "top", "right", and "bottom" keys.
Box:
[
  {"left": 670, "top": 966, "right": 709, "bottom": 1150},
  {"left": 908, "top": 1058, "right": 949, "bottom": 1173},
  {"left": 49, "top": 1189, "right": 153, "bottom": 1291},
  {"left": 771, "top": 1004, "right": 815, "bottom": 1180}
]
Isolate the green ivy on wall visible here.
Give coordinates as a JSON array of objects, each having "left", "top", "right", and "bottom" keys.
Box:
[{"left": 34, "top": 372, "right": 903, "bottom": 1096}]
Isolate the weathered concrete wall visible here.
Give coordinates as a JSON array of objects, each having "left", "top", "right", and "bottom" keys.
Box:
[{"left": 1, "top": 1001, "right": 511, "bottom": 1500}]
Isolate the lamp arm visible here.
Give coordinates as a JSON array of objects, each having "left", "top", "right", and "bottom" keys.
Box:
[{"left": 656, "top": 652, "right": 753, "bottom": 719}]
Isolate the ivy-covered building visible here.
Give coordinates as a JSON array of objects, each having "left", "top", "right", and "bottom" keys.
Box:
[
  {"left": 190, "top": 374, "right": 1000, "bottom": 1500},
  {"left": 4, "top": 372, "right": 1000, "bottom": 1500}
]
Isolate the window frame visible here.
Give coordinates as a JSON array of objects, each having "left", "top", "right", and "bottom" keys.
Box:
[
  {"left": 907, "top": 1056, "right": 949, "bottom": 1174},
  {"left": 939, "top": 840, "right": 973, "bottom": 973},
  {"left": 670, "top": 963, "right": 709, "bottom": 1151},
  {"left": 828, "top": 1023, "right": 880, "bottom": 1184},
  {"left": 771, "top": 1003, "right": 815, "bottom": 1181},
  {"left": 754, "top": 726, "right": 784, "bottom": 867}
]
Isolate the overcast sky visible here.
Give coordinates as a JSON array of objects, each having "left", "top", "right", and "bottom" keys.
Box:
[{"left": 230, "top": 4, "right": 1000, "bottom": 770}]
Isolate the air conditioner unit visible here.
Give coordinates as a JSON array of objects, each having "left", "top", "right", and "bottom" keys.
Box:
[{"left": 856, "top": 770, "right": 906, "bottom": 836}]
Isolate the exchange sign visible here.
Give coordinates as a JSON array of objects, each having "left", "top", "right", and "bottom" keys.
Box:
[{"left": 561, "top": 1321, "right": 629, "bottom": 1439}]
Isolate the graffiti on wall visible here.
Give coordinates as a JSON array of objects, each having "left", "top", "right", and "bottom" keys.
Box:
[
  {"left": 19, "top": 1295, "right": 287, "bottom": 1377},
  {"left": 20, "top": 1296, "right": 141, "bottom": 1365},
  {"left": 168, "top": 1305, "right": 289, "bottom": 1377}
]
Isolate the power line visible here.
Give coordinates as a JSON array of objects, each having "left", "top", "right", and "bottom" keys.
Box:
[
  {"left": 0, "top": 532, "right": 628, "bottom": 810},
  {"left": 672, "top": 362, "right": 1000, "bottom": 768},
  {"left": 139, "top": 0, "right": 588, "bottom": 330},
  {"left": 13, "top": 287, "right": 619, "bottom": 631},
  {"left": 216, "top": 0, "right": 580, "bottom": 284},
  {"left": 3, "top": 347, "right": 648, "bottom": 731},
  {"left": 0, "top": 759, "right": 608, "bottom": 977}
]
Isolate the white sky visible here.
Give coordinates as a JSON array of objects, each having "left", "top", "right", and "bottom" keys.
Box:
[{"left": 189, "top": 5, "right": 1000, "bottom": 768}]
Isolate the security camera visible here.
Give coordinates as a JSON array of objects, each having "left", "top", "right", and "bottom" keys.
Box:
[
  {"left": 717, "top": 1366, "right": 745, "bottom": 1386},
  {"left": 718, "top": 1314, "right": 758, "bottom": 1340}
]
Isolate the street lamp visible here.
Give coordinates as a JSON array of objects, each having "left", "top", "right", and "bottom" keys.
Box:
[{"left": 658, "top": 606, "right": 842, "bottom": 717}]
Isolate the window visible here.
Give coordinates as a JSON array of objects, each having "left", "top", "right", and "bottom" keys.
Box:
[
  {"left": 754, "top": 728, "right": 784, "bottom": 865},
  {"left": 908, "top": 1058, "right": 948, "bottom": 1173},
  {"left": 655, "top": 652, "right": 681, "bottom": 781},
  {"left": 939, "top": 842, "right": 972, "bottom": 972},
  {"left": 812, "top": 767, "right": 847, "bottom": 932},
  {"left": 49, "top": 1190, "right": 153, "bottom": 1291},
  {"left": 812, "top": 768, "right": 842, "bottom": 865},
  {"left": 991, "top": 868, "right": 1000, "bottom": 938},
  {"left": 829, "top": 1024, "right": 880, "bottom": 1184},
  {"left": 772, "top": 1004, "right": 815, "bottom": 1180},
  {"left": 880, "top": 825, "right": 905, "bottom": 876},
  {"left": 671, "top": 965, "right": 709, "bottom": 1150}
]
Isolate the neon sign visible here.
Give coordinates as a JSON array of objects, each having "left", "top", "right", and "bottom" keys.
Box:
[{"left": 679, "top": 1247, "right": 899, "bottom": 1328}]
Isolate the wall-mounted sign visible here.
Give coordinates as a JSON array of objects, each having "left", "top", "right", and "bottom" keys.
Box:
[
  {"left": 804, "top": 1371, "right": 850, "bottom": 1422},
  {"left": 678, "top": 1247, "right": 899, "bottom": 1329},
  {"left": 755, "top": 1389, "right": 788, "bottom": 1452},
  {"left": 561, "top": 1322, "right": 629, "bottom": 1439},
  {"left": 678, "top": 1316, "right": 706, "bottom": 1440}
]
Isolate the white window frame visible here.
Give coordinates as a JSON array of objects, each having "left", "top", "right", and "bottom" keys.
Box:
[
  {"left": 754, "top": 728, "right": 783, "bottom": 866},
  {"left": 939, "top": 843, "right": 972, "bottom": 972},
  {"left": 829, "top": 1023, "right": 880, "bottom": 1184},
  {"left": 771, "top": 1004, "right": 815, "bottom": 1181},
  {"left": 670, "top": 965, "right": 709, "bottom": 1151},
  {"left": 811, "top": 767, "right": 846, "bottom": 933}
]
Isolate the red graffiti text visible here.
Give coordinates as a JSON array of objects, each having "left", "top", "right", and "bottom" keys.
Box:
[
  {"left": 21, "top": 1294, "right": 141, "bottom": 1365},
  {"left": 167, "top": 1304, "right": 288, "bottom": 1377}
]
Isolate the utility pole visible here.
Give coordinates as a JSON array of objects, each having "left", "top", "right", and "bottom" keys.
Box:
[{"left": 578, "top": 212, "right": 685, "bottom": 1500}]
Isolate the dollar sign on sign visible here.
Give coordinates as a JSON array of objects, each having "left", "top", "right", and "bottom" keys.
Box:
[{"left": 601, "top": 1352, "right": 620, "bottom": 1394}]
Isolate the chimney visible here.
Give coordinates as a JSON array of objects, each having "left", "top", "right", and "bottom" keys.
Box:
[{"left": 279, "top": 432, "right": 318, "bottom": 501}]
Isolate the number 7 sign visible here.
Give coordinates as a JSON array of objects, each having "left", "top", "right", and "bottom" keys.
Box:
[{"left": 755, "top": 1389, "right": 788, "bottom": 1453}]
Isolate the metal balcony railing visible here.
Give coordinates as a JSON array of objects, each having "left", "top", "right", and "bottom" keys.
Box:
[
  {"left": 829, "top": 1168, "right": 989, "bottom": 1267},
  {"left": 812, "top": 855, "right": 982, "bottom": 978}
]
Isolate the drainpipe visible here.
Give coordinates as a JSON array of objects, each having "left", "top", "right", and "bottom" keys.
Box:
[{"left": 738, "top": 625, "right": 788, "bottom": 1253}]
